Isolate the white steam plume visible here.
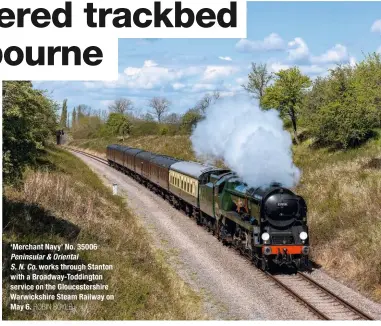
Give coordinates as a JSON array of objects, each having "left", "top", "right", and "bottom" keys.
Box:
[{"left": 190, "top": 96, "right": 300, "bottom": 188}]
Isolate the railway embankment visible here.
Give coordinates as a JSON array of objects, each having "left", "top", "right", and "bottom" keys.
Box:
[
  {"left": 69, "top": 134, "right": 381, "bottom": 303},
  {"left": 3, "top": 146, "right": 204, "bottom": 320}
]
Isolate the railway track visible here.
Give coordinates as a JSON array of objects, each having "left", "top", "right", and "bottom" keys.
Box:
[
  {"left": 63, "top": 146, "right": 109, "bottom": 165},
  {"left": 265, "top": 271, "right": 374, "bottom": 320},
  {"left": 64, "top": 146, "right": 375, "bottom": 321}
]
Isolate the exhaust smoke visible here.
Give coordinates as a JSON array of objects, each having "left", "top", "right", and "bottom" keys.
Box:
[{"left": 190, "top": 96, "right": 300, "bottom": 188}]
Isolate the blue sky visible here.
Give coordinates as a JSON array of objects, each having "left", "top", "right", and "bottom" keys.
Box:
[{"left": 34, "top": 1, "right": 381, "bottom": 118}]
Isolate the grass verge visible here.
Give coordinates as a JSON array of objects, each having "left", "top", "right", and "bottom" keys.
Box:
[{"left": 3, "top": 146, "right": 204, "bottom": 320}]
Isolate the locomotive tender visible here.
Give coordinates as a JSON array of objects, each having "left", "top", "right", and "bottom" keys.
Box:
[{"left": 107, "top": 144, "right": 309, "bottom": 270}]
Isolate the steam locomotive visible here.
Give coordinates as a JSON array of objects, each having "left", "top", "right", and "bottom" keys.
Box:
[{"left": 107, "top": 144, "right": 309, "bottom": 270}]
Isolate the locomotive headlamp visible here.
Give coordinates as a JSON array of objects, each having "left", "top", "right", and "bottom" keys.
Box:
[
  {"left": 264, "top": 247, "right": 272, "bottom": 255},
  {"left": 299, "top": 232, "right": 308, "bottom": 240},
  {"left": 261, "top": 233, "right": 270, "bottom": 241}
]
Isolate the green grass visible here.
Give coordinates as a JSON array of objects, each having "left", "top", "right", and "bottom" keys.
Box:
[
  {"left": 3, "top": 147, "right": 205, "bottom": 320},
  {"left": 70, "top": 133, "right": 381, "bottom": 302}
]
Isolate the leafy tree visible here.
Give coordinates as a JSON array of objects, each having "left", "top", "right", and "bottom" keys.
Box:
[
  {"left": 3, "top": 81, "right": 57, "bottom": 183},
  {"left": 352, "top": 53, "right": 381, "bottom": 128},
  {"left": 104, "top": 113, "right": 132, "bottom": 139},
  {"left": 261, "top": 67, "right": 311, "bottom": 144},
  {"left": 72, "top": 115, "right": 102, "bottom": 139},
  {"left": 181, "top": 108, "right": 203, "bottom": 133},
  {"left": 242, "top": 63, "right": 273, "bottom": 103},
  {"left": 71, "top": 107, "right": 77, "bottom": 128},
  {"left": 108, "top": 98, "right": 134, "bottom": 115},
  {"left": 143, "top": 112, "right": 155, "bottom": 121},
  {"left": 60, "top": 99, "right": 68, "bottom": 128},
  {"left": 148, "top": 97, "right": 170, "bottom": 122},
  {"left": 308, "top": 58, "right": 380, "bottom": 148},
  {"left": 76, "top": 104, "right": 91, "bottom": 121}
]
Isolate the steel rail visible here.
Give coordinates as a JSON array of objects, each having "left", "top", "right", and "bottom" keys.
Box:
[
  {"left": 297, "top": 272, "right": 374, "bottom": 320},
  {"left": 63, "top": 147, "right": 108, "bottom": 165},
  {"left": 264, "top": 272, "right": 330, "bottom": 320}
]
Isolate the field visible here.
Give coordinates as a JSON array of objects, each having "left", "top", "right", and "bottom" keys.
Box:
[
  {"left": 2, "top": 147, "right": 204, "bottom": 320},
  {"left": 69, "top": 134, "right": 381, "bottom": 302}
]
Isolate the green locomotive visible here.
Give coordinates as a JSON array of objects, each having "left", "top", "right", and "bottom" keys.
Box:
[{"left": 199, "top": 172, "right": 309, "bottom": 270}]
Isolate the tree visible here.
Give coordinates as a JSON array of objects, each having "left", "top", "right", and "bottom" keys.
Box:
[
  {"left": 104, "top": 113, "right": 132, "bottom": 139},
  {"left": 60, "top": 99, "right": 68, "bottom": 128},
  {"left": 76, "top": 104, "right": 91, "bottom": 121},
  {"left": 242, "top": 63, "right": 273, "bottom": 103},
  {"left": 181, "top": 108, "right": 203, "bottom": 132},
  {"left": 352, "top": 53, "right": 381, "bottom": 128},
  {"left": 108, "top": 98, "right": 134, "bottom": 115},
  {"left": 72, "top": 115, "right": 102, "bottom": 139},
  {"left": 163, "top": 113, "right": 181, "bottom": 124},
  {"left": 71, "top": 108, "right": 77, "bottom": 128},
  {"left": 3, "top": 81, "right": 57, "bottom": 183},
  {"left": 141, "top": 112, "right": 154, "bottom": 121},
  {"left": 195, "top": 91, "right": 220, "bottom": 115},
  {"left": 148, "top": 97, "right": 170, "bottom": 122},
  {"left": 308, "top": 57, "right": 381, "bottom": 148},
  {"left": 261, "top": 67, "right": 311, "bottom": 144}
]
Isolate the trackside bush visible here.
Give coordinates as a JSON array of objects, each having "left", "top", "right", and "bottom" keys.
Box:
[
  {"left": 3, "top": 81, "right": 57, "bottom": 184},
  {"left": 309, "top": 55, "right": 381, "bottom": 148}
]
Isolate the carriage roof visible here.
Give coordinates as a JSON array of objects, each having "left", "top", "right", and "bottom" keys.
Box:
[{"left": 170, "top": 161, "right": 220, "bottom": 179}]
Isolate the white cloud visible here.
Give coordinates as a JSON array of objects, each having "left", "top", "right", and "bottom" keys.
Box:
[
  {"left": 287, "top": 37, "right": 310, "bottom": 63},
  {"left": 269, "top": 62, "right": 291, "bottom": 73},
  {"left": 310, "top": 44, "right": 348, "bottom": 64},
  {"left": 202, "top": 65, "right": 238, "bottom": 81},
  {"left": 377, "top": 46, "right": 381, "bottom": 54},
  {"left": 235, "top": 77, "right": 246, "bottom": 85},
  {"left": 83, "top": 61, "right": 237, "bottom": 93},
  {"left": 143, "top": 60, "right": 158, "bottom": 67},
  {"left": 269, "top": 61, "right": 328, "bottom": 76},
  {"left": 191, "top": 83, "right": 218, "bottom": 92},
  {"left": 172, "top": 83, "right": 186, "bottom": 90},
  {"left": 218, "top": 56, "right": 233, "bottom": 61},
  {"left": 235, "top": 33, "right": 285, "bottom": 52},
  {"left": 299, "top": 65, "right": 328, "bottom": 75},
  {"left": 119, "top": 62, "right": 202, "bottom": 90},
  {"left": 124, "top": 67, "right": 141, "bottom": 76},
  {"left": 371, "top": 19, "right": 381, "bottom": 34},
  {"left": 100, "top": 100, "right": 114, "bottom": 108}
]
